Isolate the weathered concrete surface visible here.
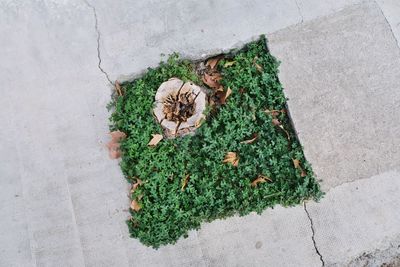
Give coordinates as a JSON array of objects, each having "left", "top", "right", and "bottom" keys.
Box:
[
  {"left": 120, "top": 206, "right": 321, "bottom": 267},
  {"left": 0, "top": 1, "right": 128, "bottom": 266},
  {"left": 307, "top": 171, "right": 400, "bottom": 266},
  {"left": 377, "top": 0, "right": 400, "bottom": 47},
  {"left": 1, "top": 0, "right": 400, "bottom": 266},
  {"left": 269, "top": 1, "right": 400, "bottom": 191},
  {"left": 348, "top": 239, "right": 400, "bottom": 267},
  {"left": 196, "top": 206, "right": 321, "bottom": 267},
  {"left": 86, "top": 0, "right": 302, "bottom": 82},
  {"left": 296, "top": 0, "right": 363, "bottom": 21},
  {"left": 0, "top": 93, "right": 33, "bottom": 267}
]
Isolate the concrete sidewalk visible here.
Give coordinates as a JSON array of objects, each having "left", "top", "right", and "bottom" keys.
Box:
[{"left": 1, "top": 0, "right": 400, "bottom": 266}]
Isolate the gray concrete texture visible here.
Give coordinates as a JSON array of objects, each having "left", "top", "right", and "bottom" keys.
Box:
[
  {"left": 269, "top": 1, "right": 400, "bottom": 191},
  {"left": 0, "top": 0, "right": 400, "bottom": 266}
]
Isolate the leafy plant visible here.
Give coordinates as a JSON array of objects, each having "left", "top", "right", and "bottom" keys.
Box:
[{"left": 109, "top": 36, "right": 322, "bottom": 248}]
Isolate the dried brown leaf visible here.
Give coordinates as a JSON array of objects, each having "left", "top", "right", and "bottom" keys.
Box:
[
  {"left": 130, "top": 199, "right": 141, "bottom": 212},
  {"left": 253, "top": 57, "right": 263, "bottom": 72},
  {"left": 217, "top": 87, "right": 232, "bottom": 105},
  {"left": 279, "top": 125, "right": 290, "bottom": 140},
  {"left": 223, "top": 152, "right": 239, "bottom": 167},
  {"left": 148, "top": 134, "right": 163, "bottom": 146},
  {"left": 110, "top": 130, "right": 126, "bottom": 142},
  {"left": 131, "top": 178, "right": 143, "bottom": 193},
  {"left": 202, "top": 73, "right": 221, "bottom": 90},
  {"left": 251, "top": 175, "right": 272, "bottom": 187},
  {"left": 265, "top": 109, "right": 286, "bottom": 117},
  {"left": 292, "top": 159, "right": 307, "bottom": 177},
  {"left": 195, "top": 114, "right": 206, "bottom": 128},
  {"left": 206, "top": 58, "right": 219, "bottom": 69},
  {"left": 107, "top": 131, "right": 127, "bottom": 159},
  {"left": 255, "top": 63, "right": 263, "bottom": 72},
  {"left": 225, "top": 87, "right": 232, "bottom": 100},
  {"left": 271, "top": 119, "right": 290, "bottom": 140},
  {"left": 240, "top": 134, "right": 258, "bottom": 144},
  {"left": 292, "top": 159, "right": 300, "bottom": 169},
  {"left": 107, "top": 142, "right": 121, "bottom": 159},
  {"left": 181, "top": 174, "right": 190, "bottom": 191},
  {"left": 272, "top": 119, "right": 281, "bottom": 126},
  {"left": 115, "top": 80, "right": 123, "bottom": 96},
  {"left": 206, "top": 55, "right": 223, "bottom": 69}
]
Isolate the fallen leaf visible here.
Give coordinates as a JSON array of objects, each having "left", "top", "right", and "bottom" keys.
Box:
[
  {"left": 265, "top": 109, "right": 285, "bottom": 117},
  {"left": 254, "top": 63, "right": 263, "bottom": 72},
  {"left": 217, "top": 87, "right": 232, "bottom": 104},
  {"left": 224, "top": 61, "right": 235, "bottom": 67},
  {"left": 292, "top": 159, "right": 307, "bottom": 177},
  {"left": 225, "top": 87, "right": 232, "bottom": 101},
  {"left": 240, "top": 134, "right": 258, "bottom": 144},
  {"left": 181, "top": 174, "right": 190, "bottom": 191},
  {"left": 110, "top": 130, "right": 126, "bottom": 142},
  {"left": 131, "top": 178, "right": 143, "bottom": 193},
  {"left": 272, "top": 118, "right": 281, "bottom": 126},
  {"left": 130, "top": 199, "right": 141, "bottom": 212},
  {"left": 107, "top": 142, "right": 121, "bottom": 159},
  {"left": 206, "top": 56, "right": 223, "bottom": 69},
  {"left": 253, "top": 57, "right": 263, "bottom": 72},
  {"left": 223, "top": 152, "right": 239, "bottom": 167},
  {"left": 206, "top": 58, "right": 219, "bottom": 69},
  {"left": 106, "top": 131, "right": 127, "bottom": 159},
  {"left": 202, "top": 72, "right": 222, "bottom": 90},
  {"left": 251, "top": 175, "right": 272, "bottom": 187},
  {"left": 148, "top": 134, "right": 163, "bottom": 146},
  {"left": 195, "top": 114, "right": 206, "bottom": 128},
  {"left": 271, "top": 119, "right": 290, "bottom": 140},
  {"left": 115, "top": 80, "right": 123, "bottom": 96},
  {"left": 279, "top": 125, "right": 290, "bottom": 140},
  {"left": 292, "top": 159, "right": 300, "bottom": 169}
]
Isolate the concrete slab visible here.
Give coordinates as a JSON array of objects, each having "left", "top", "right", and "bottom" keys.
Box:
[
  {"left": 196, "top": 206, "right": 321, "bottom": 267},
  {"left": 307, "top": 170, "right": 400, "bottom": 266},
  {"left": 0, "top": 97, "right": 33, "bottom": 267},
  {"left": 1, "top": 0, "right": 400, "bottom": 266},
  {"left": 119, "top": 205, "right": 321, "bottom": 267},
  {"left": 87, "top": 0, "right": 303, "bottom": 81},
  {"left": 268, "top": 1, "right": 400, "bottom": 191},
  {"left": 0, "top": 1, "right": 123, "bottom": 266},
  {"left": 377, "top": 0, "right": 400, "bottom": 47},
  {"left": 85, "top": 0, "right": 367, "bottom": 83},
  {"left": 296, "top": 0, "right": 362, "bottom": 21}
]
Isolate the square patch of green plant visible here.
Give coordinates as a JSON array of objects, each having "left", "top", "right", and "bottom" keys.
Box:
[{"left": 109, "top": 36, "right": 322, "bottom": 248}]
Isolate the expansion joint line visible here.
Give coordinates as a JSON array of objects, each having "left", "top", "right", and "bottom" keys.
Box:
[
  {"left": 304, "top": 202, "right": 325, "bottom": 266},
  {"left": 294, "top": 0, "right": 304, "bottom": 23},
  {"left": 84, "top": 0, "right": 113, "bottom": 85},
  {"left": 374, "top": 0, "right": 400, "bottom": 50}
]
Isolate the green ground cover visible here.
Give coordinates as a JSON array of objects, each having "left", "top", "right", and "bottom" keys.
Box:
[{"left": 109, "top": 37, "right": 322, "bottom": 248}]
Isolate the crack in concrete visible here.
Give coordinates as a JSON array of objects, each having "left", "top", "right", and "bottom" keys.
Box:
[
  {"left": 294, "top": 0, "right": 304, "bottom": 23},
  {"left": 304, "top": 202, "right": 325, "bottom": 266},
  {"left": 374, "top": 0, "right": 400, "bottom": 51},
  {"left": 84, "top": 0, "right": 113, "bottom": 85}
]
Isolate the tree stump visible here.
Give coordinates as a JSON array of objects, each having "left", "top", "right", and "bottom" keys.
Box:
[{"left": 153, "top": 78, "right": 207, "bottom": 138}]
